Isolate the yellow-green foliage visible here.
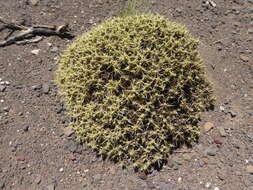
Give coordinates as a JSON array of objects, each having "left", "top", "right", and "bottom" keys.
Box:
[{"left": 56, "top": 14, "right": 214, "bottom": 171}]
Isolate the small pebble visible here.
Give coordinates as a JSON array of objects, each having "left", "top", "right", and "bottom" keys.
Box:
[
  {"left": 209, "top": 0, "right": 216, "bottom": 7},
  {"left": 205, "top": 182, "right": 212, "bottom": 188},
  {"left": 16, "top": 156, "right": 25, "bottom": 161},
  {"left": 247, "top": 165, "right": 253, "bottom": 174},
  {"left": 2, "top": 106, "right": 10, "bottom": 112},
  {"left": 34, "top": 175, "right": 41, "bottom": 184},
  {"left": 219, "top": 105, "right": 225, "bottom": 112},
  {"left": 29, "top": 0, "right": 40, "bottom": 6},
  {"left": 65, "top": 153, "right": 76, "bottom": 161},
  {"left": 42, "top": 83, "right": 50, "bottom": 94},
  {"left": 0, "top": 85, "right": 6, "bottom": 92},
  {"left": 23, "top": 125, "right": 29, "bottom": 132},
  {"left": 203, "top": 122, "right": 214, "bottom": 133},
  {"left": 138, "top": 172, "right": 147, "bottom": 180},
  {"left": 206, "top": 148, "right": 217, "bottom": 156},
  {"left": 219, "top": 127, "right": 227, "bottom": 137},
  {"left": 63, "top": 126, "right": 74, "bottom": 137},
  {"left": 47, "top": 184, "right": 55, "bottom": 190},
  {"left": 31, "top": 84, "right": 42, "bottom": 90},
  {"left": 51, "top": 47, "right": 59, "bottom": 53},
  {"left": 240, "top": 54, "right": 249, "bottom": 62},
  {"left": 59, "top": 168, "right": 64, "bottom": 172},
  {"left": 213, "top": 136, "right": 224, "bottom": 145},
  {"left": 31, "top": 49, "right": 40, "bottom": 55},
  {"left": 248, "top": 28, "right": 253, "bottom": 34},
  {"left": 228, "top": 111, "right": 237, "bottom": 118},
  {"left": 0, "top": 180, "right": 5, "bottom": 189}
]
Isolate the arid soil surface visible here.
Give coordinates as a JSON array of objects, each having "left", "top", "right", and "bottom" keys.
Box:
[{"left": 0, "top": 0, "right": 253, "bottom": 190}]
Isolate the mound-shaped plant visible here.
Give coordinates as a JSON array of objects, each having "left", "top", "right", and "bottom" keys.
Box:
[{"left": 56, "top": 14, "right": 214, "bottom": 171}]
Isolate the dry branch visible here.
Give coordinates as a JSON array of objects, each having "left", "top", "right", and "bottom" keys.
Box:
[{"left": 0, "top": 17, "right": 75, "bottom": 47}]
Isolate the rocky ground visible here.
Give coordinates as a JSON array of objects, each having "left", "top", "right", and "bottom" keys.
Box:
[{"left": 0, "top": 0, "right": 252, "bottom": 190}]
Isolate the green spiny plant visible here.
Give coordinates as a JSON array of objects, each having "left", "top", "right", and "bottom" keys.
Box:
[{"left": 56, "top": 14, "right": 214, "bottom": 172}]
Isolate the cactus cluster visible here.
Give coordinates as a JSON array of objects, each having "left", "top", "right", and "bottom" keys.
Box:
[{"left": 56, "top": 14, "right": 214, "bottom": 171}]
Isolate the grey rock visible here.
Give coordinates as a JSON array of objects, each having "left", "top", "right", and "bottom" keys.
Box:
[
  {"left": 175, "top": 8, "right": 182, "bottom": 14},
  {"left": 219, "top": 127, "right": 227, "bottom": 137},
  {"left": 34, "top": 175, "right": 41, "bottom": 184},
  {"left": 147, "top": 182, "right": 156, "bottom": 189},
  {"left": 0, "top": 85, "right": 6, "bottom": 92},
  {"left": 63, "top": 126, "right": 74, "bottom": 137},
  {"left": 64, "top": 141, "right": 79, "bottom": 153},
  {"left": 198, "top": 160, "right": 205, "bottom": 167},
  {"left": 2, "top": 106, "right": 10, "bottom": 112},
  {"left": 55, "top": 104, "right": 64, "bottom": 114},
  {"left": 248, "top": 28, "right": 253, "bottom": 34},
  {"left": 0, "top": 179, "right": 5, "bottom": 189},
  {"left": 14, "top": 84, "right": 24, "bottom": 89},
  {"left": 249, "top": 8, "right": 253, "bottom": 14},
  {"left": 93, "top": 174, "right": 103, "bottom": 184},
  {"left": 233, "top": 142, "right": 242, "bottom": 149},
  {"left": 228, "top": 111, "right": 237, "bottom": 118},
  {"left": 47, "top": 184, "right": 55, "bottom": 190},
  {"left": 51, "top": 47, "right": 59, "bottom": 53},
  {"left": 158, "top": 183, "right": 172, "bottom": 190},
  {"left": 205, "top": 147, "right": 217, "bottom": 156},
  {"left": 42, "top": 83, "right": 50, "bottom": 94}
]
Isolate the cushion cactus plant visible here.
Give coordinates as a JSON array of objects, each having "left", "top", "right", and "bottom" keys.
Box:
[{"left": 56, "top": 14, "right": 214, "bottom": 171}]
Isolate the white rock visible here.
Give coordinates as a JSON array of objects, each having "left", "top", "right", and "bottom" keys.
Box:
[
  {"left": 31, "top": 49, "right": 40, "bottom": 55},
  {"left": 214, "top": 187, "right": 220, "bottom": 190},
  {"left": 219, "top": 105, "right": 225, "bottom": 112},
  {"left": 209, "top": 0, "right": 216, "bottom": 7},
  {"left": 205, "top": 182, "right": 212, "bottom": 188}
]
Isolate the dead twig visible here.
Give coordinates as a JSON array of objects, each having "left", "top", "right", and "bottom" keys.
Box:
[{"left": 0, "top": 16, "right": 75, "bottom": 47}]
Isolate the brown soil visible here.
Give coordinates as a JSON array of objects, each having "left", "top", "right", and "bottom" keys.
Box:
[{"left": 0, "top": 0, "right": 252, "bottom": 190}]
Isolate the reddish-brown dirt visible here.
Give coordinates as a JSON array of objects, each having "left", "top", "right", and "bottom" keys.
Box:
[{"left": 0, "top": 0, "right": 252, "bottom": 190}]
